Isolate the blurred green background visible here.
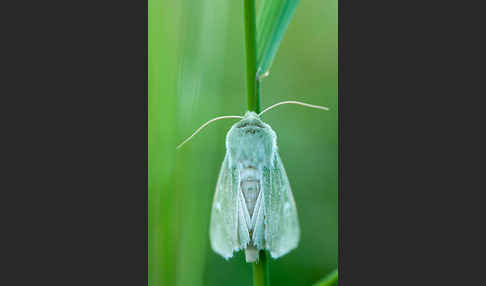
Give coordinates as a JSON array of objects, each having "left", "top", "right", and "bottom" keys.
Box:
[{"left": 149, "top": 0, "right": 337, "bottom": 285}]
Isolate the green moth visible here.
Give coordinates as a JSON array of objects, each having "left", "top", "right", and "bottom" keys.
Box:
[{"left": 177, "top": 101, "right": 328, "bottom": 262}]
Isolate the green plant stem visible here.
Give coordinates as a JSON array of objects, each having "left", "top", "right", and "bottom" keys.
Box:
[
  {"left": 243, "top": 0, "right": 260, "bottom": 113},
  {"left": 252, "top": 250, "right": 270, "bottom": 286},
  {"left": 243, "top": 1, "right": 267, "bottom": 285}
]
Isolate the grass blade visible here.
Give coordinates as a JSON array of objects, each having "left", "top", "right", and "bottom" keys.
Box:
[
  {"left": 256, "top": 0, "right": 300, "bottom": 78},
  {"left": 313, "top": 268, "right": 338, "bottom": 286},
  {"left": 148, "top": 0, "right": 180, "bottom": 285}
]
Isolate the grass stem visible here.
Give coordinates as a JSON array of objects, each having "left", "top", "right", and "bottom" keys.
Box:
[
  {"left": 314, "top": 268, "right": 338, "bottom": 286},
  {"left": 243, "top": 0, "right": 260, "bottom": 113},
  {"left": 252, "top": 251, "right": 270, "bottom": 286},
  {"left": 243, "top": 0, "right": 267, "bottom": 285}
]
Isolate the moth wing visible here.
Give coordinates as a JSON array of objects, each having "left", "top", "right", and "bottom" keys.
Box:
[
  {"left": 250, "top": 186, "right": 265, "bottom": 250},
  {"left": 263, "top": 152, "right": 300, "bottom": 258},
  {"left": 210, "top": 154, "right": 240, "bottom": 259}
]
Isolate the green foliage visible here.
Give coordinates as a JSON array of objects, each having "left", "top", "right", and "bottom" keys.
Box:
[
  {"left": 314, "top": 269, "right": 338, "bottom": 286},
  {"left": 148, "top": 0, "right": 179, "bottom": 285},
  {"left": 256, "top": 0, "right": 300, "bottom": 78}
]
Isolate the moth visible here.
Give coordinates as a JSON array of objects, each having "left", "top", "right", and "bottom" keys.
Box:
[{"left": 177, "top": 101, "right": 329, "bottom": 262}]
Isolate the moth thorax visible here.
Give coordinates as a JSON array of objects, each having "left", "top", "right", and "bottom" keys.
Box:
[{"left": 240, "top": 167, "right": 260, "bottom": 219}]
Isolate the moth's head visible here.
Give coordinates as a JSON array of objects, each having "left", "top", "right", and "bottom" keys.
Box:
[
  {"left": 226, "top": 111, "right": 277, "bottom": 162},
  {"left": 233, "top": 111, "right": 267, "bottom": 134},
  {"left": 226, "top": 111, "right": 275, "bottom": 145}
]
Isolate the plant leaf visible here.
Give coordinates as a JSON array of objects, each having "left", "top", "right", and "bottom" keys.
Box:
[
  {"left": 313, "top": 268, "right": 338, "bottom": 286},
  {"left": 256, "top": 0, "right": 300, "bottom": 78}
]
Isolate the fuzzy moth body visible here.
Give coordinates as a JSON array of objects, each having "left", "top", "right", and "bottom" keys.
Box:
[
  {"left": 209, "top": 111, "right": 300, "bottom": 262},
  {"left": 177, "top": 101, "right": 328, "bottom": 262}
]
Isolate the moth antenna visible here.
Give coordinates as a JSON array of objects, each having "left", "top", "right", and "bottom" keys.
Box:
[
  {"left": 176, "top": 115, "right": 243, "bottom": 149},
  {"left": 258, "top": 100, "right": 329, "bottom": 116}
]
